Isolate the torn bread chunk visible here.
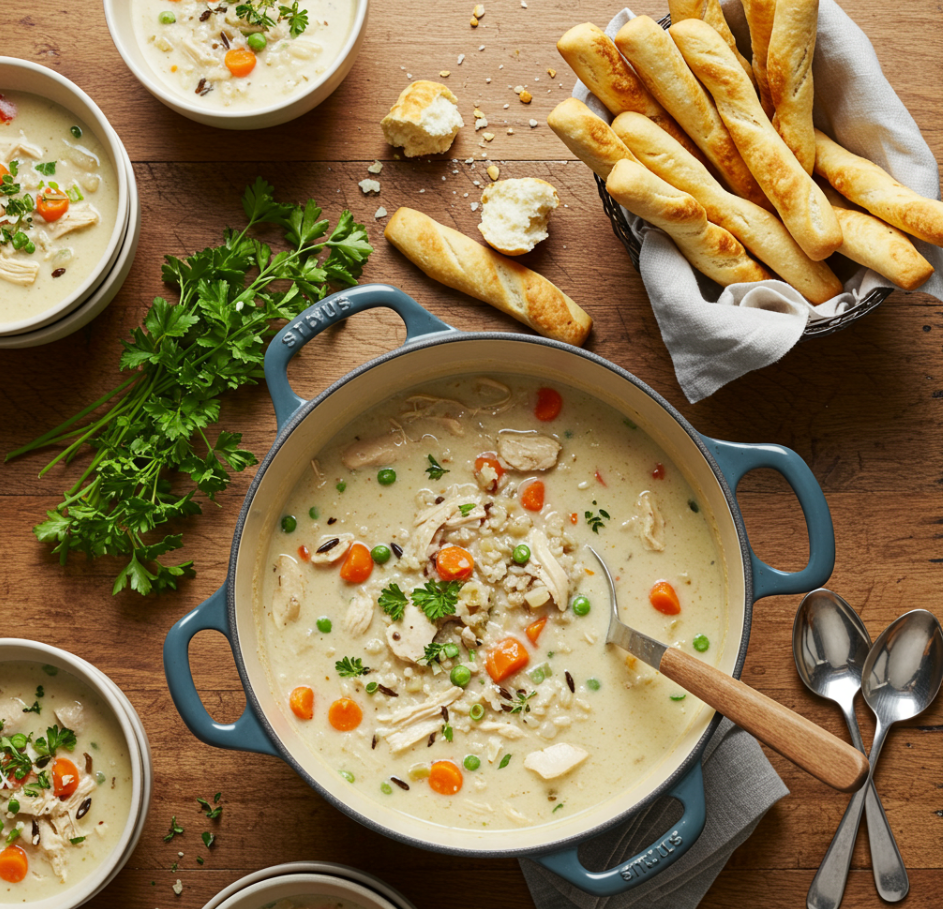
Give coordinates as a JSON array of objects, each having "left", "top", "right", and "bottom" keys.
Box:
[
  {"left": 478, "top": 178, "right": 559, "bottom": 256},
  {"left": 381, "top": 81, "right": 464, "bottom": 157}
]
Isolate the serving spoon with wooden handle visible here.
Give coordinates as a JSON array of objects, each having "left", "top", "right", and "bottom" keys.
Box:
[{"left": 588, "top": 547, "right": 869, "bottom": 793}]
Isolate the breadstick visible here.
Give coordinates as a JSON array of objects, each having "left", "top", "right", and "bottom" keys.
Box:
[
  {"left": 384, "top": 208, "right": 592, "bottom": 346},
  {"left": 818, "top": 181, "right": 933, "bottom": 291},
  {"left": 614, "top": 16, "right": 771, "bottom": 211},
  {"left": 814, "top": 129, "right": 943, "bottom": 247},
  {"left": 740, "top": 0, "right": 776, "bottom": 116},
  {"left": 767, "top": 0, "right": 818, "bottom": 173},
  {"left": 556, "top": 23, "right": 706, "bottom": 163},
  {"left": 547, "top": 98, "right": 638, "bottom": 179},
  {"left": 667, "top": 0, "right": 755, "bottom": 86},
  {"left": 612, "top": 111, "right": 842, "bottom": 303},
  {"left": 606, "top": 159, "right": 772, "bottom": 287},
  {"left": 670, "top": 18, "right": 842, "bottom": 261}
]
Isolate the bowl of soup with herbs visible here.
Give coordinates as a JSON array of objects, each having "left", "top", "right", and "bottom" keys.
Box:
[{"left": 0, "top": 59, "right": 129, "bottom": 335}]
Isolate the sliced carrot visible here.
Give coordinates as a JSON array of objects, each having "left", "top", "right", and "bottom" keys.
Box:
[
  {"left": 649, "top": 580, "right": 681, "bottom": 615},
  {"left": 428, "top": 760, "right": 463, "bottom": 795},
  {"left": 436, "top": 545, "right": 475, "bottom": 581},
  {"left": 297, "top": 544, "right": 310, "bottom": 562},
  {"left": 486, "top": 637, "right": 530, "bottom": 682},
  {"left": 290, "top": 686, "right": 314, "bottom": 720},
  {"left": 328, "top": 697, "right": 362, "bottom": 731},
  {"left": 36, "top": 189, "right": 69, "bottom": 223},
  {"left": 570, "top": 512, "right": 578, "bottom": 524},
  {"left": 526, "top": 617, "right": 547, "bottom": 644},
  {"left": 0, "top": 845, "right": 27, "bottom": 884},
  {"left": 594, "top": 469, "right": 607, "bottom": 486},
  {"left": 339, "top": 542, "right": 373, "bottom": 583},
  {"left": 225, "top": 47, "right": 257, "bottom": 77},
  {"left": 520, "top": 479, "right": 545, "bottom": 512},
  {"left": 474, "top": 453, "right": 505, "bottom": 492},
  {"left": 652, "top": 462, "right": 666, "bottom": 480},
  {"left": 0, "top": 164, "right": 8, "bottom": 179},
  {"left": 535, "top": 387, "right": 563, "bottom": 421},
  {"left": 52, "top": 758, "right": 79, "bottom": 799}
]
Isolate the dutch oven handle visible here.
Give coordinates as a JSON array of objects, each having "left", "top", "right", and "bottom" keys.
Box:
[
  {"left": 700, "top": 437, "right": 835, "bottom": 599},
  {"left": 264, "top": 283, "right": 457, "bottom": 431},
  {"left": 164, "top": 584, "right": 279, "bottom": 757},
  {"left": 532, "top": 761, "right": 706, "bottom": 896}
]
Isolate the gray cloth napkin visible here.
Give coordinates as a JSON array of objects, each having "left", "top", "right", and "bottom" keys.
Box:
[
  {"left": 573, "top": 0, "right": 943, "bottom": 403},
  {"left": 519, "top": 718, "right": 788, "bottom": 908}
]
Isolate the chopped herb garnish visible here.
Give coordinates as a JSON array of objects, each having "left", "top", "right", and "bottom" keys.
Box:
[
  {"left": 201, "top": 831, "right": 215, "bottom": 848},
  {"left": 623, "top": 418, "right": 637, "bottom": 429},
  {"left": 69, "top": 837, "right": 86, "bottom": 846},
  {"left": 425, "top": 454, "right": 449, "bottom": 480},
  {"left": 584, "top": 505, "right": 609, "bottom": 533},
  {"left": 22, "top": 701, "right": 41, "bottom": 715},
  {"left": 35, "top": 687, "right": 44, "bottom": 699},
  {"left": 197, "top": 797, "right": 222, "bottom": 819},
  {"left": 458, "top": 503, "right": 476, "bottom": 517},
  {"left": 65, "top": 183, "right": 84, "bottom": 204},
  {"left": 378, "top": 583, "right": 408, "bottom": 621},
  {"left": 335, "top": 656, "right": 370, "bottom": 678},
  {"left": 197, "top": 856, "right": 204, "bottom": 865},
  {"left": 34, "top": 725, "right": 76, "bottom": 758},
  {"left": 163, "top": 816, "right": 184, "bottom": 842},
  {"left": 411, "top": 579, "right": 463, "bottom": 621},
  {"left": 442, "top": 723, "right": 453, "bottom": 742},
  {"left": 336, "top": 480, "right": 347, "bottom": 493},
  {"left": 214, "top": 792, "right": 221, "bottom": 803},
  {"left": 498, "top": 753, "right": 512, "bottom": 769},
  {"left": 5, "top": 829, "right": 19, "bottom": 845},
  {"left": 552, "top": 803, "right": 565, "bottom": 813},
  {"left": 669, "top": 693, "right": 687, "bottom": 701},
  {"left": 41, "top": 665, "right": 58, "bottom": 677},
  {"left": 510, "top": 690, "right": 536, "bottom": 714},
  {"left": 35, "top": 162, "right": 56, "bottom": 176},
  {"left": 235, "top": 0, "right": 308, "bottom": 35}
]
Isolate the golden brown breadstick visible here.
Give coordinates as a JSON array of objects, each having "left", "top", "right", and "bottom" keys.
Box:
[
  {"left": 814, "top": 129, "right": 943, "bottom": 248},
  {"left": 740, "top": 0, "right": 776, "bottom": 116},
  {"left": 612, "top": 111, "right": 842, "bottom": 303},
  {"left": 614, "top": 16, "right": 771, "bottom": 211},
  {"left": 384, "top": 208, "right": 592, "bottom": 346},
  {"left": 670, "top": 18, "right": 842, "bottom": 261},
  {"left": 556, "top": 23, "right": 706, "bottom": 163},
  {"left": 668, "top": 0, "right": 755, "bottom": 86},
  {"left": 547, "top": 98, "right": 638, "bottom": 179},
  {"left": 606, "top": 159, "right": 772, "bottom": 287},
  {"left": 767, "top": 0, "right": 818, "bottom": 173}
]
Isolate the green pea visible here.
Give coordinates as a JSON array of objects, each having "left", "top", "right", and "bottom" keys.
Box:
[
  {"left": 450, "top": 665, "right": 472, "bottom": 687},
  {"left": 280, "top": 514, "right": 297, "bottom": 533},
  {"left": 529, "top": 667, "right": 545, "bottom": 685},
  {"left": 247, "top": 32, "right": 267, "bottom": 52},
  {"left": 24, "top": 241, "right": 35, "bottom": 255},
  {"left": 380, "top": 782, "right": 393, "bottom": 794},
  {"left": 512, "top": 544, "right": 531, "bottom": 565},
  {"left": 693, "top": 634, "right": 710, "bottom": 652},
  {"left": 688, "top": 499, "right": 700, "bottom": 513},
  {"left": 463, "top": 755, "right": 481, "bottom": 771},
  {"left": 469, "top": 703, "right": 485, "bottom": 721},
  {"left": 158, "top": 10, "right": 176, "bottom": 24},
  {"left": 339, "top": 770, "right": 355, "bottom": 782},
  {"left": 377, "top": 468, "right": 396, "bottom": 486},
  {"left": 308, "top": 506, "right": 319, "bottom": 520},
  {"left": 571, "top": 595, "right": 591, "bottom": 616},
  {"left": 587, "top": 678, "right": 601, "bottom": 691},
  {"left": 336, "top": 481, "right": 347, "bottom": 492},
  {"left": 365, "top": 681, "right": 378, "bottom": 694},
  {"left": 371, "top": 545, "right": 392, "bottom": 564},
  {"left": 316, "top": 616, "right": 332, "bottom": 633},
  {"left": 70, "top": 126, "right": 82, "bottom": 139},
  {"left": 443, "top": 643, "right": 460, "bottom": 659}
]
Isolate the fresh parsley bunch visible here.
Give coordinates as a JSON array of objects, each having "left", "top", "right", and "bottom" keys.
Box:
[
  {"left": 236, "top": 0, "right": 309, "bottom": 37},
  {"left": 8, "top": 179, "right": 372, "bottom": 596}
]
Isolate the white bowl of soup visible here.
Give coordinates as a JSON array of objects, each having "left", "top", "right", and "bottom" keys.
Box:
[
  {"left": 165, "top": 286, "right": 835, "bottom": 897},
  {"left": 0, "top": 59, "right": 130, "bottom": 336},
  {"left": 104, "top": 0, "right": 369, "bottom": 129},
  {"left": 0, "top": 639, "right": 150, "bottom": 908},
  {"left": 208, "top": 872, "right": 404, "bottom": 909}
]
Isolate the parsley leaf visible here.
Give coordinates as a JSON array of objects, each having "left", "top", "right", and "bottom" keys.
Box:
[
  {"left": 163, "top": 816, "right": 184, "bottom": 842},
  {"left": 22, "top": 701, "right": 40, "bottom": 715},
  {"left": 425, "top": 455, "right": 449, "bottom": 480},
  {"left": 279, "top": 1, "right": 309, "bottom": 37},
  {"left": 33, "top": 725, "right": 76, "bottom": 758},
  {"left": 335, "top": 657, "right": 370, "bottom": 678},
  {"left": 197, "top": 797, "right": 223, "bottom": 820},
  {"left": 35, "top": 161, "right": 56, "bottom": 176},
  {"left": 202, "top": 831, "right": 216, "bottom": 848},
  {"left": 498, "top": 753, "right": 512, "bottom": 769},
  {"left": 458, "top": 503, "right": 476, "bottom": 517},
  {"left": 9, "top": 181, "right": 372, "bottom": 595},
  {"left": 378, "top": 583, "right": 408, "bottom": 621},
  {"left": 411, "top": 580, "right": 463, "bottom": 622},
  {"left": 510, "top": 690, "right": 536, "bottom": 714},
  {"left": 585, "top": 506, "right": 609, "bottom": 533},
  {"left": 442, "top": 723, "right": 453, "bottom": 742}
]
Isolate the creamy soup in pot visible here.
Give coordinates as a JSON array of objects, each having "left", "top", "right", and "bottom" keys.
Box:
[
  {"left": 255, "top": 376, "right": 727, "bottom": 831},
  {"left": 133, "top": 1, "right": 356, "bottom": 110},
  {"left": 0, "top": 662, "right": 133, "bottom": 901},
  {"left": 0, "top": 92, "right": 119, "bottom": 326}
]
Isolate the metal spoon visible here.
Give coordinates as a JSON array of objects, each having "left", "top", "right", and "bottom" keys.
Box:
[
  {"left": 794, "top": 589, "right": 908, "bottom": 901},
  {"left": 588, "top": 547, "right": 869, "bottom": 793},
  {"left": 807, "top": 609, "right": 943, "bottom": 909}
]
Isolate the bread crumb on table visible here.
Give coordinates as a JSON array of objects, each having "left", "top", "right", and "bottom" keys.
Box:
[
  {"left": 375, "top": 207, "right": 388, "bottom": 219},
  {"left": 367, "top": 160, "right": 383, "bottom": 174},
  {"left": 359, "top": 179, "right": 381, "bottom": 194}
]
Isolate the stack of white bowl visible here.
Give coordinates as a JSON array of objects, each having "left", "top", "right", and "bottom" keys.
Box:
[{"left": 0, "top": 59, "right": 140, "bottom": 350}]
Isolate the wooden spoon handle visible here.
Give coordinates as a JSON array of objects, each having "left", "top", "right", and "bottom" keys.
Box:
[{"left": 659, "top": 648, "right": 869, "bottom": 792}]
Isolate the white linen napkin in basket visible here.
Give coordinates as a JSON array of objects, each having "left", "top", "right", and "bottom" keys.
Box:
[
  {"left": 519, "top": 718, "right": 788, "bottom": 909},
  {"left": 574, "top": 0, "right": 943, "bottom": 403}
]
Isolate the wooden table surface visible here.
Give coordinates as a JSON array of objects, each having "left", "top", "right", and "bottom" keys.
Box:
[{"left": 3, "top": 1, "right": 942, "bottom": 907}]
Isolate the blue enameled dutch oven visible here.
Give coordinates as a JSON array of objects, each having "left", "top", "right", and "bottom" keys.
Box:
[{"left": 164, "top": 284, "right": 834, "bottom": 896}]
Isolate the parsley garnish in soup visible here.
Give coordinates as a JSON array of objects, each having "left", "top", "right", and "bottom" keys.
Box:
[{"left": 257, "top": 375, "right": 727, "bottom": 829}]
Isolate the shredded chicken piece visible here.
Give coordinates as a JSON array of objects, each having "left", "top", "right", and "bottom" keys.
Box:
[
  {"left": 343, "top": 592, "right": 374, "bottom": 637},
  {"left": 341, "top": 422, "right": 411, "bottom": 470},
  {"left": 48, "top": 205, "right": 100, "bottom": 239},
  {"left": 271, "top": 554, "right": 304, "bottom": 627},
  {"left": 0, "top": 140, "right": 42, "bottom": 160},
  {"left": 182, "top": 36, "right": 219, "bottom": 66},
  {"left": 503, "top": 805, "right": 534, "bottom": 826},
  {"left": 0, "top": 254, "right": 40, "bottom": 286},
  {"left": 385, "top": 718, "right": 441, "bottom": 753},
  {"left": 523, "top": 742, "right": 589, "bottom": 779},
  {"left": 309, "top": 458, "right": 327, "bottom": 488},
  {"left": 637, "top": 490, "right": 665, "bottom": 551},
  {"left": 529, "top": 529, "right": 569, "bottom": 610},
  {"left": 463, "top": 799, "right": 496, "bottom": 816},
  {"left": 405, "top": 495, "right": 467, "bottom": 566},
  {"left": 386, "top": 602, "right": 437, "bottom": 663},
  {"left": 479, "top": 721, "right": 526, "bottom": 739},
  {"left": 443, "top": 502, "right": 486, "bottom": 529},
  {"left": 377, "top": 685, "right": 463, "bottom": 730},
  {"left": 309, "top": 533, "right": 353, "bottom": 565},
  {"left": 497, "top": 432, "right": 562, "bottom": 471}
]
